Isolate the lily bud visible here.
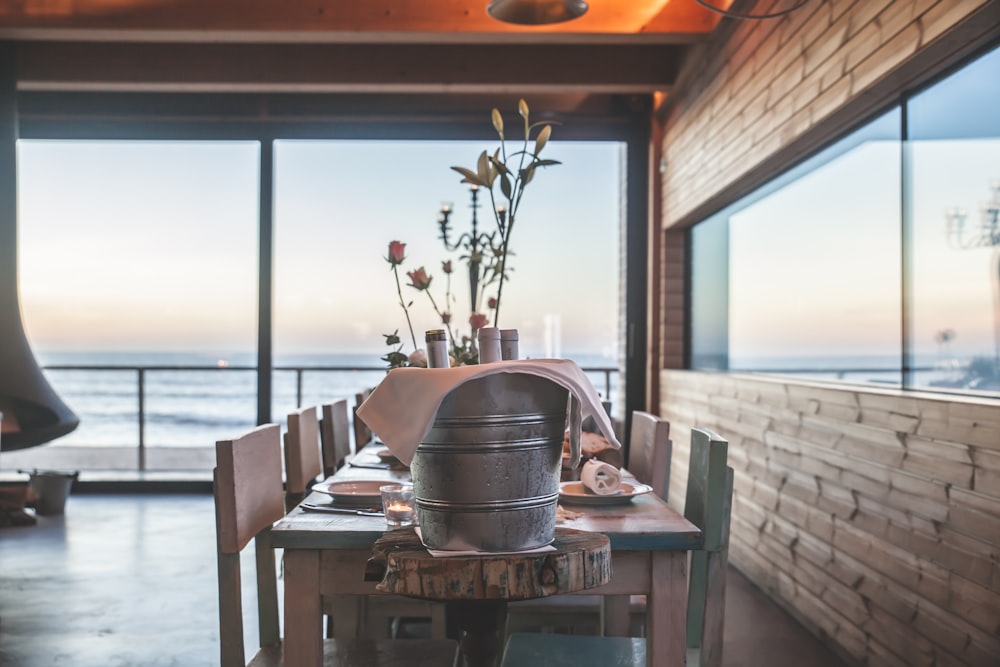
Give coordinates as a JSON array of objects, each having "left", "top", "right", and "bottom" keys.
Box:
[{"left": 491, "top": 108, "right": 504, "bottom": 138}]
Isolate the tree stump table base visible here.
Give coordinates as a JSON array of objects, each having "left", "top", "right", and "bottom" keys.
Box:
[{"left": 369, "top": 527, "right": 611, "bottom": 667}]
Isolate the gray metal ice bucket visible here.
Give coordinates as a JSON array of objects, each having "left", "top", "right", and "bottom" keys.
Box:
[{"left": 410, "top": 373, "right": 568, "bottom": 551}]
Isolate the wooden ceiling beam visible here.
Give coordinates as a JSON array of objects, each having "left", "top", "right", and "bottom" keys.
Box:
[
  {"left": 16, "top": 41, "right": 683, "bottom": 93},
  {"left": 0, "top": 0, "right": 717, "bottom": 39}
]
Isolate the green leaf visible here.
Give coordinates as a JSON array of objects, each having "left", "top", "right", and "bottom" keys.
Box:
[
  {"left": 534, "top": 159, "right": 561, "bottom": 167},
  {"left": 500, "top": 173, "right": 512, "bottom": 199},
  {"left": 476, "top": 150, "right": 490, "bottom": 184},
  {"left": 534, "top": 125, "right": 551, "bottom": 156},
  {"left": 451, "top": 165, "right": 488, "bottom": 187},
  {"left": 521, "top": 165, "right": 536, "bottom": 185},
  {"left": 491, "top": 158, "right": 510, "bottom": 176}
]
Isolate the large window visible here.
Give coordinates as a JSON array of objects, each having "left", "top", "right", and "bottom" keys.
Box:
[
  {"left": 691, "top": 43, "right": 1000, "bottom": 396},
  {"left": 272, "top": 139, "right": 623, "bottom": 415},
  {"left": 6, "top": 132, "right": 624, "bottom": 472},
  {"left": 16, "top": 140, "right": 260, "bottom": 467}
]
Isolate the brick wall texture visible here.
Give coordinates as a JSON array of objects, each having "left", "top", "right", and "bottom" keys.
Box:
[
  {"left": 661, "top": 370, "right": 1000, "bottom": 666},
  {"left": 656, "top": 0, "right": 999, "bottom": 664},
  {"left": 660, "top": 0, "right": 991, "bottom": 228}
]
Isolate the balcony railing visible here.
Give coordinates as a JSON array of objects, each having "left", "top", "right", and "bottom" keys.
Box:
[{"left": 7, "top": 363, "right": 618, "bottom": 473}]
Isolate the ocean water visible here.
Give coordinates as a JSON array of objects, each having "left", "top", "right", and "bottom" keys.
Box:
[{"left": 33, "top": 351, "right": 621, "bottom": 450}]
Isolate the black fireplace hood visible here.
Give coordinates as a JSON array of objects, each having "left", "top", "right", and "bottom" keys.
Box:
[
  {"left": 0, "top": 319, "right": 80, "bottom": 451},
  {"left": 0, "top": 42, "right": 79, "bottom": 451}
]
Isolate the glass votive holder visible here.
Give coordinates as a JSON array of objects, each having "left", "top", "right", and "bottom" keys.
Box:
[{"left": 380, "top": 484, "right": 416, "bottom": 528}]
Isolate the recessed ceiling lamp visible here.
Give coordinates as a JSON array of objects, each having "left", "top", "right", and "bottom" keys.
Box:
[{"left": 487, "top": 0, "right": 589, "bottom": 25}]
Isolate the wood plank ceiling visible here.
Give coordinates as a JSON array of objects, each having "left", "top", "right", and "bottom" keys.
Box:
[{"left": 0, "top": 0, "right": 725, "bottom": 100}]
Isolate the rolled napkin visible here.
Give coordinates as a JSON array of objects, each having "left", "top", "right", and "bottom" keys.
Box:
[
  {"left": 580, "top": 458, "right": 622, "bottom": 495},
  {"left": 356, "top": 358, "right": 621, "bottom": 466}
]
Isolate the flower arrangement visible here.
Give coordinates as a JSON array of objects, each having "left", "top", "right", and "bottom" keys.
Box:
[{"left": 381, "top": 99, "right": 559, "bottom": 369}]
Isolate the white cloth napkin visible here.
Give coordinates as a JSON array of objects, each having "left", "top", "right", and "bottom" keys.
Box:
[
  {"left": 356, "top": 358, "right": 621, "bottom": 467},
  {"left": 413, "top": 527, "right": 557, "bottom": 557},
  {"left": 580, "top": 458, "right": 622, "bottom": 495}
]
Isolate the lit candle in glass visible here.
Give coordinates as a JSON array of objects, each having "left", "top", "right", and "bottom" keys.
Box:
[
  {"left": 380, "top": 484, "right": 415, "bottom": 528},
  {"left": 386, "top": 501, "right": 414, "bottom": 526}
]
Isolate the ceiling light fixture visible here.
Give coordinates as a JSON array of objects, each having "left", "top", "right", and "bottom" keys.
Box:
[
  {"left": 487, "top": 0, "right": 589, "bottom": 25},
  {"left": 693, "top": 0, "right": 810, "bottom": 20}
]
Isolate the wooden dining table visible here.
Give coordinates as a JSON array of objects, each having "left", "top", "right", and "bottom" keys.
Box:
[{"left": 270, "top": 442, "right": 703, "bottom": 667}]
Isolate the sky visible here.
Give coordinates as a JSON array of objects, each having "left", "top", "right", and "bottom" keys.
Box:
[{"left": 16, "top": 136, "right": 622, "bottom": 361}]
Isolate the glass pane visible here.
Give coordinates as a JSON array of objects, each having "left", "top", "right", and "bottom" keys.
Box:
[
  {"left": 692, "top": 111, "right": 903, "bottom": 385},
  {"left": 273, "top": 140, "right": 623, "bottom": 415},
  {"left": 14, "top": 140, "right": 259, "bottom": 468},
  {"left": 907, "top": 45, "right": 1000, "bottom": 394},
  {"left": 690, "top": 214, "right": 728, "bottom": 370}
]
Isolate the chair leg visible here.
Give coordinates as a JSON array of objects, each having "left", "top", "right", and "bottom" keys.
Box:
[
  {"left": 431, "top": 603, "right": 448, "bottom": 639},
  {"left": 601, "top": 595, "right": 630, "bottom": 636}
]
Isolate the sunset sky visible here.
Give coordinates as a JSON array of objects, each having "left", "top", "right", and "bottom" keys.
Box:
[{"left": 16, "top": 138, "right": 622, "bottom": 360}]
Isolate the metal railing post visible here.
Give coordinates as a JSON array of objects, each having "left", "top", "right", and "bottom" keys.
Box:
[
  {"left": 137, "top": 368, "right": 146, "bottom": 472},
  {"left": 296, "top": 369, "right": 303, "bottom": 408}
]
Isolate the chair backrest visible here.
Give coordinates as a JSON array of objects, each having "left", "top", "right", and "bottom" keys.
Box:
[
  {"left": 284, "top": 405, "right": 322, "bottom": 499},
  {"left": 626, "top": 411, "right": 672, "bottom": 499},
  {"left": 684, "top": 427, "right": 729, "bottom": 550},
  {"left": 353, "top": 388, "right": 373, "bottom": 449},
  {"left": 214, "top": 423, "right": 284, "bottom": 667},
  {"left": 684, "top": 427, "right": 733, "bottom": 667},
  {"left": 319, "top": 399, "right": 352, "bottom": 477}
]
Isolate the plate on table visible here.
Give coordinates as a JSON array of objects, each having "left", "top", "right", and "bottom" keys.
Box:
[
  {"left": 558, "top": 481, "right": 652, "bottom": 506},
  {"left": 312, "top": 480, "right": 386, "bottom": 505},
  {"left": 376, "top": 449, "right": 402, "bottom": 465}
]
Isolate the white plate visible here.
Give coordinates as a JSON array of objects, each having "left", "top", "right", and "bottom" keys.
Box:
[
  {"left": 558, "top": 481, "right": 652, "bottom": 506},
  {"left": 312, "top": 480, "right": 386, "bottom": 504},
  {"left": 376, "top": 449, "right": 401, "bottom": 464}
]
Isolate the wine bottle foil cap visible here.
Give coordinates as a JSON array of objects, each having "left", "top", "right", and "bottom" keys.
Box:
[
  {"left": 425, "top": 329, "right": 447, "bottom": 342},
  {"left": 477, "top": 327, "right": 501, "bottom": 341},
  {"left": 499, "top": 329, "right": 519, "bottom": 341}
]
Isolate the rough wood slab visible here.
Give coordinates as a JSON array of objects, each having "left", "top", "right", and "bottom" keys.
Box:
[{"left": 372, "top": 527, "right": 611, "bottom": 602}]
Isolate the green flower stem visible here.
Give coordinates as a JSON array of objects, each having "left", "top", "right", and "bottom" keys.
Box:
[
  {"left": 393, "top": 264, "right": 418, "bottom": 350},
  {"left": 423, "top": 290, "right": 454, "bottom": 344}
]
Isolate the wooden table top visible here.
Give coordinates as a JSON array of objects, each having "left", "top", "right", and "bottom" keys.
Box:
[{"left": 271, "top": 442, "right": 702, "bottom": 552}]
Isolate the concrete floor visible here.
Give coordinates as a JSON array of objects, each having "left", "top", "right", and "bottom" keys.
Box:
[{"left": 0, "top": 494, "right": 849, "bottom": 666}]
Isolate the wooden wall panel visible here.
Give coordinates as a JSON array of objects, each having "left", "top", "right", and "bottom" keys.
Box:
[
  {"left": 660, "top": 370, "right": 1000, "bottom": 666},
  {"left": 657, "top": 0, "right": 997, "bottom": 229}
]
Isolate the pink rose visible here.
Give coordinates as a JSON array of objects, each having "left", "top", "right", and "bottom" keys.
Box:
[
  {"left": 407, "top": 349, "right": 428, "bottom": 368},
  {"left": 387, "top": 240, "right": 406, "bottom": 266},
  {"left": 442, "top": 260, "right": 453, "bottom": 274},
  {"left": 487, "top": 296, "right": 497, "bottom": 309},
  {"left": 469, "top": 312, "right": 489, "bottom": 330},
  {"left": 407, "top": 267, "right": 432, "bottom": 290}
]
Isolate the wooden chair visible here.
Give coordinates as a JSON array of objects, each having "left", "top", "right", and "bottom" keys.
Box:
[
  {"left": 283, "top": 405, "right": 322, "bottom": 512},
  {"left": 290, "top": 403, "right": 446, "bottom": 641},
  {"left": 500, "top": 427, "right": 734, "bottom": 667},
  {"left": 214, "top": 423, "right": 461, "bottom": 667},
  {"left": 319, "top": 399, "right": 352, "bottom": 477},
  {"left": 353, "top": 389, "right": 373, "bottom": 450},
  {"left": 503, "top": 410, "right": 673, "bottom": 637},
  {"left": 626, "top": 410, "right": 671, "bottom": 499}
]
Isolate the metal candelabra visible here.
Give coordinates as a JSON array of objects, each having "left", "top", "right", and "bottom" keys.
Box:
[
  {"left": 945, "top": 180, "right": 1000, "bottom": 364},
  {"left": 436, "top": 185, "right": 500, "bottom": 315}
]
